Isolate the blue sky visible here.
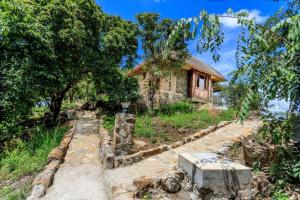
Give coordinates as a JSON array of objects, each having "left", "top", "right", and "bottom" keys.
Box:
[{"left": 96, "top": 0, "right": 286, "bottom": 78}]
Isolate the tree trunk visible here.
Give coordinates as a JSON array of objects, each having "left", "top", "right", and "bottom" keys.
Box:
[{"left": 50, "top": 93, "right": 64, "bottom": 122}]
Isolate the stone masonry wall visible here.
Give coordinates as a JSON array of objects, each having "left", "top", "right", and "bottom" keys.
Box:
[
  {"left": 136, "top": 69, "right": 188, "bottom": 107},
  {"left": 112, "top": 113, "right": 136, "bottom": 156}
]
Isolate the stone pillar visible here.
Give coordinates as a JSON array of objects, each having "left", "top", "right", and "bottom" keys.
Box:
[{"left": 112, "top": 113, "right": 135, "bottom": 156}]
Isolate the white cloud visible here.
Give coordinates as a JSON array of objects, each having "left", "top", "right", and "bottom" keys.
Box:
[{"left": 220, "top": 9, "right": 268, "bottom": 29}]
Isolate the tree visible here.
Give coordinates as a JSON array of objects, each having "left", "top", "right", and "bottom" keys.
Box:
[
  {"left": 222, "top": 81, "right": 262, "bottom": 112},
  {"left": 136, "top": 13, "right": 190, "bottom": 109},
  {"left": 91, "top": 14, "right": 139, "bottom": 106},
  {"left": 0, "top": 0, "right": 138, "bottom": 127},
  {"left": 168, "top": 0, "right": 299, "bottom": 122},
  {"left": 0, "top": 0, "right": 52, "bottom": 142}
]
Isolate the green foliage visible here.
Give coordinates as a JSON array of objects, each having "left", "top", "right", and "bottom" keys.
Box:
[
  {"left": 0, "top": 126, "right": 67, "bottom": 180},
  {"left": 260, "top": 113, "right": 297, "bottom": 145},
  {"left": 0, "top": 183, "right": 31, "bottom": 200},
  {"left": 273, "top": 190, "right": 289, "bottom": 200},
  {"left": 155, "top": 102, "right": 195, "bottom": 115},
  {"left": 169, "top": 1, "right": 299, "bottom": 121},
  {"left": 94, "top": 69, "right": 140, "bottom": 104},
  {"left": 61, "top": 102, "right": 78, "bottom": 112},
  {"left": 269, "top": 147, "right": 300, "bottom": 183},
  {"left": 0, "top": 0, "right": 138, "bottom": 145},
  {"left": 222, "top": 82, "right": 262, "bottom": 111},
  {"left": 136, "top": 13, "right": 190, "bottom": 109}
]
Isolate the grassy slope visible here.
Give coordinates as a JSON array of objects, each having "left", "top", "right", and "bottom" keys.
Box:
[
  {"left": 103, "top": 108, "right": 235, "bottom": 139},
  {"left": 0, "top": 126, "right": 67, "bottom": 199}
]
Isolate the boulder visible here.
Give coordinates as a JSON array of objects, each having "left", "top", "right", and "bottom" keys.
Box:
[
  {"left": 57, "top": 112, "right": 68, "bottom": 125},
  {"left": 133, "top": 176, "right": 154, "bottom": 197},
  {"left": 43, "top": 112, "right": 54, "bottom": 127},
  {"left": 81, "top": 102, "right": 93, "bottom": 111},
  {"left": 66, "top": 110, "right": 76, "bottom": 120},
  {"left": 133, "top": 176, "right": 154, "bottom": 192},
  {"left": 160, "top": 173, "right": 182, "bottom": 193},
  {"left": 242, "top": 140, "right": 275, "bottom": 167}
]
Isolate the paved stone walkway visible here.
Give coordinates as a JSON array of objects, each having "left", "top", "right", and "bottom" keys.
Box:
[
  {"left": 42, "top": 114, "right": 107, "bottom": 200},
  {"left": 41, "top": 116, "right": 260, "bottom": 200},
  {"left": 103, "top": 120, "right": 261, "bottom": 199}
]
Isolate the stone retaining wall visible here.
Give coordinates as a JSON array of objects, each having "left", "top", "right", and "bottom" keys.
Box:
[
  {"left": 99, "top": 126, "right": 114, "bottom": 169},
  {"left": 27, "top": 120, "right": 77, "bottom": 200},
  {"left": 113, "top": 120, "right": 233, "bottom": 168}
]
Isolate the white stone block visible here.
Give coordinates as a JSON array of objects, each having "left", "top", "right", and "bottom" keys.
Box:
[{"left": 178, "top": 152, "right": 252, "bottom": 192}]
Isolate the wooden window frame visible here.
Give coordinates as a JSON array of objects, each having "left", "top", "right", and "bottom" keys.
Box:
[{"left": 196, "top": 74, "right": 207, "bottom": 90}]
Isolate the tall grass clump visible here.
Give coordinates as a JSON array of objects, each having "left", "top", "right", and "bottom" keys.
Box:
[
  {"left": 0, "top": 126, "right": 67, "bottom": 180},
  {"left": 156, "top": 101, "right": 195, "bottom": 115}
]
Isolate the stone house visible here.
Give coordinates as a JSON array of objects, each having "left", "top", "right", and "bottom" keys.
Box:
[{"left": 128, "top": 57, "right": 225, "bottom": 105}]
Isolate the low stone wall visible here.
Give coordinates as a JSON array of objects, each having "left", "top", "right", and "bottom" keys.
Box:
[
  {"left": 113, "top": 120, "right": 233, "bottom": 168},
  {"left": 99, "top": 126, "right": 114, "bottom": 169},
  {"left": 27, "top": 120, "right": 77, "bottom": 200}
]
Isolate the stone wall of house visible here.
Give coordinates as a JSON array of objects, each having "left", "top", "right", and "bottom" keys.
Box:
[{"left": 136, "top": 69, "right": 188, "bottom": 107}]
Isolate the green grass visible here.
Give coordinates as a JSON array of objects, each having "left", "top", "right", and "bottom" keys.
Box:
[
  {"left": 102, "top": 106, "right": 236, "bottom": 140},
  {"left": 0, "top": 184, "right": 31, "bottom": 200},
  {"left": 31, "top": 106, "right": 49, "bottom": 120},
  {"left": 0, "top": 126, "right": 67, "bottom": 181},
  {"left": 159, "top": 109, "right": 235, "bottom": 129}
]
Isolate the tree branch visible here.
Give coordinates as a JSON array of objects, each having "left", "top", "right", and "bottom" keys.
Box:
[{"left": 216, "top": 15, "right": 292, "bottom": 47}]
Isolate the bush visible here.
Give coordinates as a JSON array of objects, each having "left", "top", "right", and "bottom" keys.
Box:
[
  {"left": 0, "top": 125, "right": 67, "bottom": 180},
  {"left": 155, "top": 102, "right": 195, "bottom": 115}
]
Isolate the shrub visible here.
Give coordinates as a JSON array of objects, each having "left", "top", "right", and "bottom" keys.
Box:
[
  {"left": 156, "top": 101, "right": 195, "bottom": 115},
  {"left": 0, "top": 125, "right": 67, "bottom": 180}
]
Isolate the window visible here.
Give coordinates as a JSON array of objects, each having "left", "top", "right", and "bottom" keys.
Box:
[
  {"left": 143, "top": 72, "right": 146, "bottom": 80},
  {"left": 196, "top": 74, "right": 206, "bottom": 90}
]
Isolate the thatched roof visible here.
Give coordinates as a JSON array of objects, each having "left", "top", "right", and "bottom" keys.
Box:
[{"left": 128, "top": 56, "right": 226, "bottom": 82}]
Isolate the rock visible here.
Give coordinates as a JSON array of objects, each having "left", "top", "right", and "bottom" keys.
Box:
[
  {"left": 133, "top": 176, "right": 154, "bottom": 192},
  {"left": 175, "top": 169, "right": 185, "bottom": 181},
  {"left": 57, "top": 112, "right": 68, "bottom": 125},
  {"left": 43, "top": 112, "right": 54, "bottom": 127},
  {"left": 44, "top": 160, "right": 60, "bottom": 172},
  {"left": 161, "top": 174, "right": 182, "bottom": 193},
  {"left": 133, "top": 140, "right": 147, "bottom": 150},
  {"left": 32, "top": 169, "right": 55, "bottom": 187},
  {"left": 81, "top": 102, "right": 93, "bottom": 111},
  {"left": 238, "top": 188, "right": 256, "bottom": 200},
  {"left": 242, "top": 140, "right": 275, "bottom": 167},
  {"left": 26, "top": 184, "right": 46, "bottom": 200},
  {"left": 178, "top": 128, "right": 189, "bottom": 134},
  {"left": 170, "top": 141, "right": 182, "bottom": 149},
  {"left": 133, "top": 176, "right": 154, "bottom": 197},
  {"left": 88, "top": 105, "right": 94, "bottom": 111},
  {"left": 66, "top": 110, "right": 76, "bottom": 120},
  {"left": 60, "top": 135, "right": 72, "bottom": 150},
  {"left": 47, "top": 147, "right": 64, "bottom": 162},
  {"left": 141, "top": 147, "right": 163, "bottom": 158}
]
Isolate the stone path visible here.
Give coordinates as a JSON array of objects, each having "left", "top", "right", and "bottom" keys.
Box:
[
  {"left": 42, "top": 114, "right": 107, "bottom": 200},
  {"left": 40, "top": 116, "right": 260, "bottom": 200},
  {"left": 103, "top": 120, "right": 261, "bottom": 199}
]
